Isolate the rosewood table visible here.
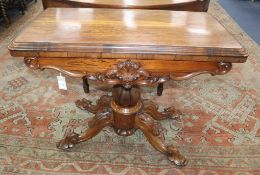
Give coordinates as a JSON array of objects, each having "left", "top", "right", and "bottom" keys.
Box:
[
  {"left": 41, "top": 0, "right": 211, "bottom": 95},
  {"left": 9, "top": 8, "right": 247, "bottom": 167}
]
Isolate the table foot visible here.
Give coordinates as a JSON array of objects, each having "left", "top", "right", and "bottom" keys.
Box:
[
  {"left": 167, "top": 145, "right": 188, "bottom": 167},
  {"left": 135, "top": 112, "right": 187, "bottom": 167},
  {"left": 57, "top": 106, "right": 113, "bottom": 150},
  {"left": 56, "top": 131, "right": 80, "bottom": 150},
  {"left": 75, "top": 95, "right": 111, "bottom": 114},
  {"left": 143, "top": 100, "right": 180, "bottom": 121}
]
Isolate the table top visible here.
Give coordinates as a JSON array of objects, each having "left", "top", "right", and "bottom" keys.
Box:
[{"left": 9, "top": 8, "right": 247, "bottom": 62}]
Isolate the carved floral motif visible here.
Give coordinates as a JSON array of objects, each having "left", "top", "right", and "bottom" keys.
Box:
[
  {"left": 114, "top": 60, "right": 144, "bottom": 82},
  {"left": 23, "top": 58, "right": 232, "bottom": 87},
  {"left": 88, "top": 60, "right": 169, "bottom": 87}
]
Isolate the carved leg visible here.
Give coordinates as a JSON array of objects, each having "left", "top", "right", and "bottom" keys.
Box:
[
  {"left": 157, "top": 83, "right": 164, "bottom": 96},
  {"left": 135, "top": 113, "right": 187, "bottom": 167},
  {"left": 57, "top": 107, "right": 113, "bottom": 150},
  {"left": 75, "top": 95, "right": 111, "bottom": 114},
  {"left": 143, "top": 100, "right": 180, "bottom": 121},
  {"left": 83, "top": 76, "right": 89, "bottom": 93}
]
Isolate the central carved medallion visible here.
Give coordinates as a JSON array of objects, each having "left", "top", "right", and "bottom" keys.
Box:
[
  {"left": 88, "top": 60, "right": 169, "bottom": 88},
  {"left": 107, "top": 60, "right": 148, "bottom": 83}
]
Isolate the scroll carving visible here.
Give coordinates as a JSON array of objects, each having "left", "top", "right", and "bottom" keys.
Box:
[
  {"left": 88, "top": 60, "right": 169, "bottom": 87},
  {"left": 24, "top": 57, "right": 40, "bottom": 69},
  {"left": 136, "top": 113, "right": 160, "bottom": 136},
  {"left": 88, "top": 107, "right": 113, "bottom": 128},
  {"left": 215, "top": 62, "right": 232, "bottom": 75},
  {"left": 24, "top": 58, "right": 232, "bottom": 85},
  {"left": 170, "top": 62, "right": 232, "bottom": 81},
  {"left": 111, "top": 60, "right": 146, "bottom": 82},
  {"left": 24, "top": 57, "right": 85, "bottom": 77}
]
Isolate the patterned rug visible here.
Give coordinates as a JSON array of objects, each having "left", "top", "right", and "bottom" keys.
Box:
[{"left": 0, "top": 0, "right": 259, "bottom": 174}]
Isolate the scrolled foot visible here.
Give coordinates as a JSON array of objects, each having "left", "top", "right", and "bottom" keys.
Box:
[
  {"left": 135, "top": 116, "right": 187, "bottom": 166},
  {"left": 167, "top": 145, "right": 188, "bottom": 167},
  {"left": 57, "top": 132, "right": 80, "bottom": 150}
]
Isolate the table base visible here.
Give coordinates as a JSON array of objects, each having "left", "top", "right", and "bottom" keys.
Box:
[{"left": 57, "top": 85, "right": 188, "bottom": 167}]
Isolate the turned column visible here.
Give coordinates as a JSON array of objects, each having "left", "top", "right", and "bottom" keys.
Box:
[{"left": 111, "top": 85, "right": 142, "bottom": 136}]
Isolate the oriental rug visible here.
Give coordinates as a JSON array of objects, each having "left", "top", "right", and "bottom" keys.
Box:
[{"left": 0, "top": 0, "right": 259, "bottom": 174}]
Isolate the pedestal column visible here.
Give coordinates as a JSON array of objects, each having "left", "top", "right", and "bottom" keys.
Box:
[{"left": 111, "top": 85, "right": 142, "bottom": 136}]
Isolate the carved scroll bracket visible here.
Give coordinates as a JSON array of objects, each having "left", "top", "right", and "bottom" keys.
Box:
[
  {"left": 24, "top": 58, "right": 232, "bottom": 86},
  {"left": 24, "top": 57, "right": 85, "bottom": 78},
  {"left": 169, "top": 62, "right": 232, "bottom": 81}
]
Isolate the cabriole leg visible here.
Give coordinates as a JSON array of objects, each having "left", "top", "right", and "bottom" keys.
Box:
[
  {"left": 135, "top": 113, "right": 187, "bottom": 167},
  {"left": 57, "top": 107, "right": 113, "bottom": 150}
]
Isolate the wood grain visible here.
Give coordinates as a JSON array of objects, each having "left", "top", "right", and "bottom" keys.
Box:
[
  {"left": 37, "top": 58, "right": 220, "bottom": 73},
  {"left": 9, "top": 8, "right": 247, "bottom": 62}
]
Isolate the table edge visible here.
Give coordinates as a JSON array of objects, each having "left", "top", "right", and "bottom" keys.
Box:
[{"left": 8, "top": 41, "right": 248, "bottom": 59}]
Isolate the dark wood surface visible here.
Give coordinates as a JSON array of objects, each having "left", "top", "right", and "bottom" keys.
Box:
[
  {"left": 9, "top": 8, "right": 247, "bottom": 62},
  {"left": 8, "top": 8, "right": 247, "bottom": 167},
  {"left": 39, "top": 0, "right": 210, "bottom": 95},
  {"left": 41, "top": 0, "right": 210, "bottom": 12}
]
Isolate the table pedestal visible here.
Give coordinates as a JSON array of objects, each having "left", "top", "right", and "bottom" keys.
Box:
[
  {"left": 22, "top": 57, "right": 233, "bottom": 167},
  {"left": 21, "top": 57, "right": 232, "bottom": 166},
  {"left": 57, "top": 84, "right": 187, "bottom": 167}
]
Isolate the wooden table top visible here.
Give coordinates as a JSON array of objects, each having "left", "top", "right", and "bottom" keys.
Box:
[{"left": 9, "top": 8, "right": 247, "bottom": 62}]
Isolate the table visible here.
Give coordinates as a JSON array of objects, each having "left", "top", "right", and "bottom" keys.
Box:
[
  {"left": 41, "top": 0, "right": 210, "bottom": 12},
  {"left": 41, "top": 0, "right": 211, "bottom": 95},
  {"left": 8, "top": 8, "right": 247, "bottom": 167}
]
